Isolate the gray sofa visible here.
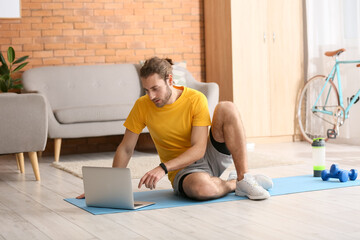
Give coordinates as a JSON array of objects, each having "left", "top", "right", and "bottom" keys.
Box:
[{"left": 22, "top": 63, "right": 219, "bottom": 162}]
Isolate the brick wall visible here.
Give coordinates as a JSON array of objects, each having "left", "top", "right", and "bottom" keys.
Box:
[
  {"left": 0, "top": 0, "right": 205, "bottom": 81},
  {"left": 0, "top": 0, "right": 205, "bottom": 155}
]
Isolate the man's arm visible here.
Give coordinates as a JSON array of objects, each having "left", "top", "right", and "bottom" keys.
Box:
[
  {"left": 112, "top": 129, "right": 140, "bottom": 168},
  {"left": 165, "top": 125, "right": 208, "bottom": 171},
  {"left": 138, "top": 125, "right": 208, "bottom": 190}
]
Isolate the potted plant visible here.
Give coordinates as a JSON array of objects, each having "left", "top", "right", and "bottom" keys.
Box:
[{"left": 0, "top": 47, "right": 29, "bottom": 93}]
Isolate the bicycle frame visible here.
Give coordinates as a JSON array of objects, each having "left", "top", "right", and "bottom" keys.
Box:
[{"left": 312, "top": 57, "right": 360, "bottom": 120}]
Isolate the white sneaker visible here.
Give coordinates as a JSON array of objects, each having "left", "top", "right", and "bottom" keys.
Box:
[
  {"left": 254, "top": 174, "right": 273, "bottom": 190},
  {"left": 235, "top": 173, "right": 270, "bottom": 200},
  {"left": 228, "top": 171, "right": 273, "bottom": 190},
  {"left": 227, "top": 171, "right": 238, "bottom": 181}
]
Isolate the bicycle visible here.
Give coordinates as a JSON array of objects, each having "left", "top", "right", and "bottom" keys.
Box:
[{"left": 297, "top": 48, "right": 360, "bottom": 143}]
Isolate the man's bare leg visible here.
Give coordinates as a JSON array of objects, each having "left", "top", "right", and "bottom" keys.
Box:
[
  {"left": 182, "top": 102, "right": 270, "bottom": 201},
  {"left": 182, "top": 102, "right": 246, "bottom": 200},
  {"left": 182, "top": 172, "right": 236, "bottom": 201},
  {"left": 211, "top": 101, "right": 248, "bottom": 181}
]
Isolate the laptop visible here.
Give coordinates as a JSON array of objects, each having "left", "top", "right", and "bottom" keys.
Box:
[{"left": 82, "top": 166, "right": 155, "bottom": 210}]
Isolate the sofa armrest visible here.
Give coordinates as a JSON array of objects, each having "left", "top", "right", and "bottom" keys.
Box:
[
  {"left": 186, "top": 81, "right": 219, "bottom": 119},
  {"left": 177, "top": 67, "right": 219, "bottom": 119},
  {"left": 0, "top": 93, "right": 48, "bottom": 154}
]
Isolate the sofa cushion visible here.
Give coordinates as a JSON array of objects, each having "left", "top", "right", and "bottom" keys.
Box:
[
  {"left": 173, "top": 65, "right": 187, "bottom": 87},
  {"left": 54, "top": 104, "right": 133, "bottom": 124},
  {"left": 22, "top": 64, "right": 142, "bottom": 111}
]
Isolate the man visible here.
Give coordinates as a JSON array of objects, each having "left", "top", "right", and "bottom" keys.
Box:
[{"left": 79, "top": 57, "right": 272, "bottom": 201}]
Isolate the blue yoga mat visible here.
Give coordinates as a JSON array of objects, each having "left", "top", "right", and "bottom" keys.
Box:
[{"left": 65, "top": 175, "right": 360, "bottom": 215}]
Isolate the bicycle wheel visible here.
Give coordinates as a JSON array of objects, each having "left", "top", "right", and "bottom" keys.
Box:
[{"left": 297, "top": 75, "right": 340, "bottom": 143}]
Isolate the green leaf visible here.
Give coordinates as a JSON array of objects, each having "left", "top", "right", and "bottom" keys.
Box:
[
  {"left": 7, "top": 75, "right": 12, "bottom": 84},
  {"left": 13, "top": 55, "right": 29, "bottom": 65},
  {"left": 0, "top": 64, "right": 9, "bottom": 75},
  {"left": 0, "top": 73, "right": 9, "bottom": 81},
  {"left": 8, "top": 80, "right": 13, "bottom": 89},
  {"left": 7, "top": 47, "right": 15, "bottom": 63},
  {"left": 0, "top": 80, "right": 7, "bottom": 92},
  {"left": 12, "top": 83, "right": 23, "bottom": 89},
  {"left": 0, "top": 52, "right": 7, "bottom": 66},
  {"left": 13, "top": 62, "right": 28, "bottom": 73}
]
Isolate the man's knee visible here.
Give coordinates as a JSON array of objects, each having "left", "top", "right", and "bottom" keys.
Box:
[
  {"left": 183, "top": 174, "right": 220, "bottom": 200},
  {"left": 214, "top": 101, "right": 240, "bottom": 121},
  {"left": 186, "top": 183, "right": 220, "bottom": 201}
]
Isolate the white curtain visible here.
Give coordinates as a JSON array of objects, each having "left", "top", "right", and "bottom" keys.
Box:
[{"left": 306, "top": 0, "right": 360, "bottom": 144}]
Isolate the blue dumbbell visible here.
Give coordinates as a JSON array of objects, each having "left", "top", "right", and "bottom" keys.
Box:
[
  {"left": 321, "top": 164, "right": 358, "bottom": 182},
  {"left": 349, "top": 168, "right": 358, "bottom": 181}
]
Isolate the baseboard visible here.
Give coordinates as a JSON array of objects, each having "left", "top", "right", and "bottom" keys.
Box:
[
  {"left": 247, "top": 135, "right": 296, "bottom": 144},
  {"left": 42, "top": 133, "right": 156, "bottom": 156}
]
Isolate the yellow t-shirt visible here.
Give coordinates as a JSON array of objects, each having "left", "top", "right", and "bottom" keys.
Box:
[{"left": 124, "top": 86, "right": 211, "bottom": 186}]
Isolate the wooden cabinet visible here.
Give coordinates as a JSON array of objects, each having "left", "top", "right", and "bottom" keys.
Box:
[{"left": 204, "top": 0, "right": 304, "bottom": 142}]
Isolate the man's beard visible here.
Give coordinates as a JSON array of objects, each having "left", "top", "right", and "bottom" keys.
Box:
[{"left": 153, "top": 85, "right": 172, "bottom": 108}]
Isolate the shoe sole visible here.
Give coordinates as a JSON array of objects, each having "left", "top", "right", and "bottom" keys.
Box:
[{"left": 235, "top": 189, "right": 270, "bottom": 200}]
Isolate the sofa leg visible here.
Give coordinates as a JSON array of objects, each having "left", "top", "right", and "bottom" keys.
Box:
[
  {"left": 28, "top": 152, "right": 40, "bottom": 181},
  {"left": 16, "top": 153, "right": 25, "bottom": 173},
  {"left": 54, "top": 138, "right": 62, "bottom": 162},
  {"left": 16, "top": 154, "right": 20, "bottom": 170}
]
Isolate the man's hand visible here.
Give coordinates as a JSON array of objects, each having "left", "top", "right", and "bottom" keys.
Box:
[
  {"left": 138, "top": 166, "right": 166, "bottom": 190},
  {"left": 76, "top": 193, "right": 85, "bottom": 199}
]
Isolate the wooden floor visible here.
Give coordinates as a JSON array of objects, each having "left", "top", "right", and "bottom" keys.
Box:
[{"left": 1, "top": 141, "right": 360, "bottom": 240}]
